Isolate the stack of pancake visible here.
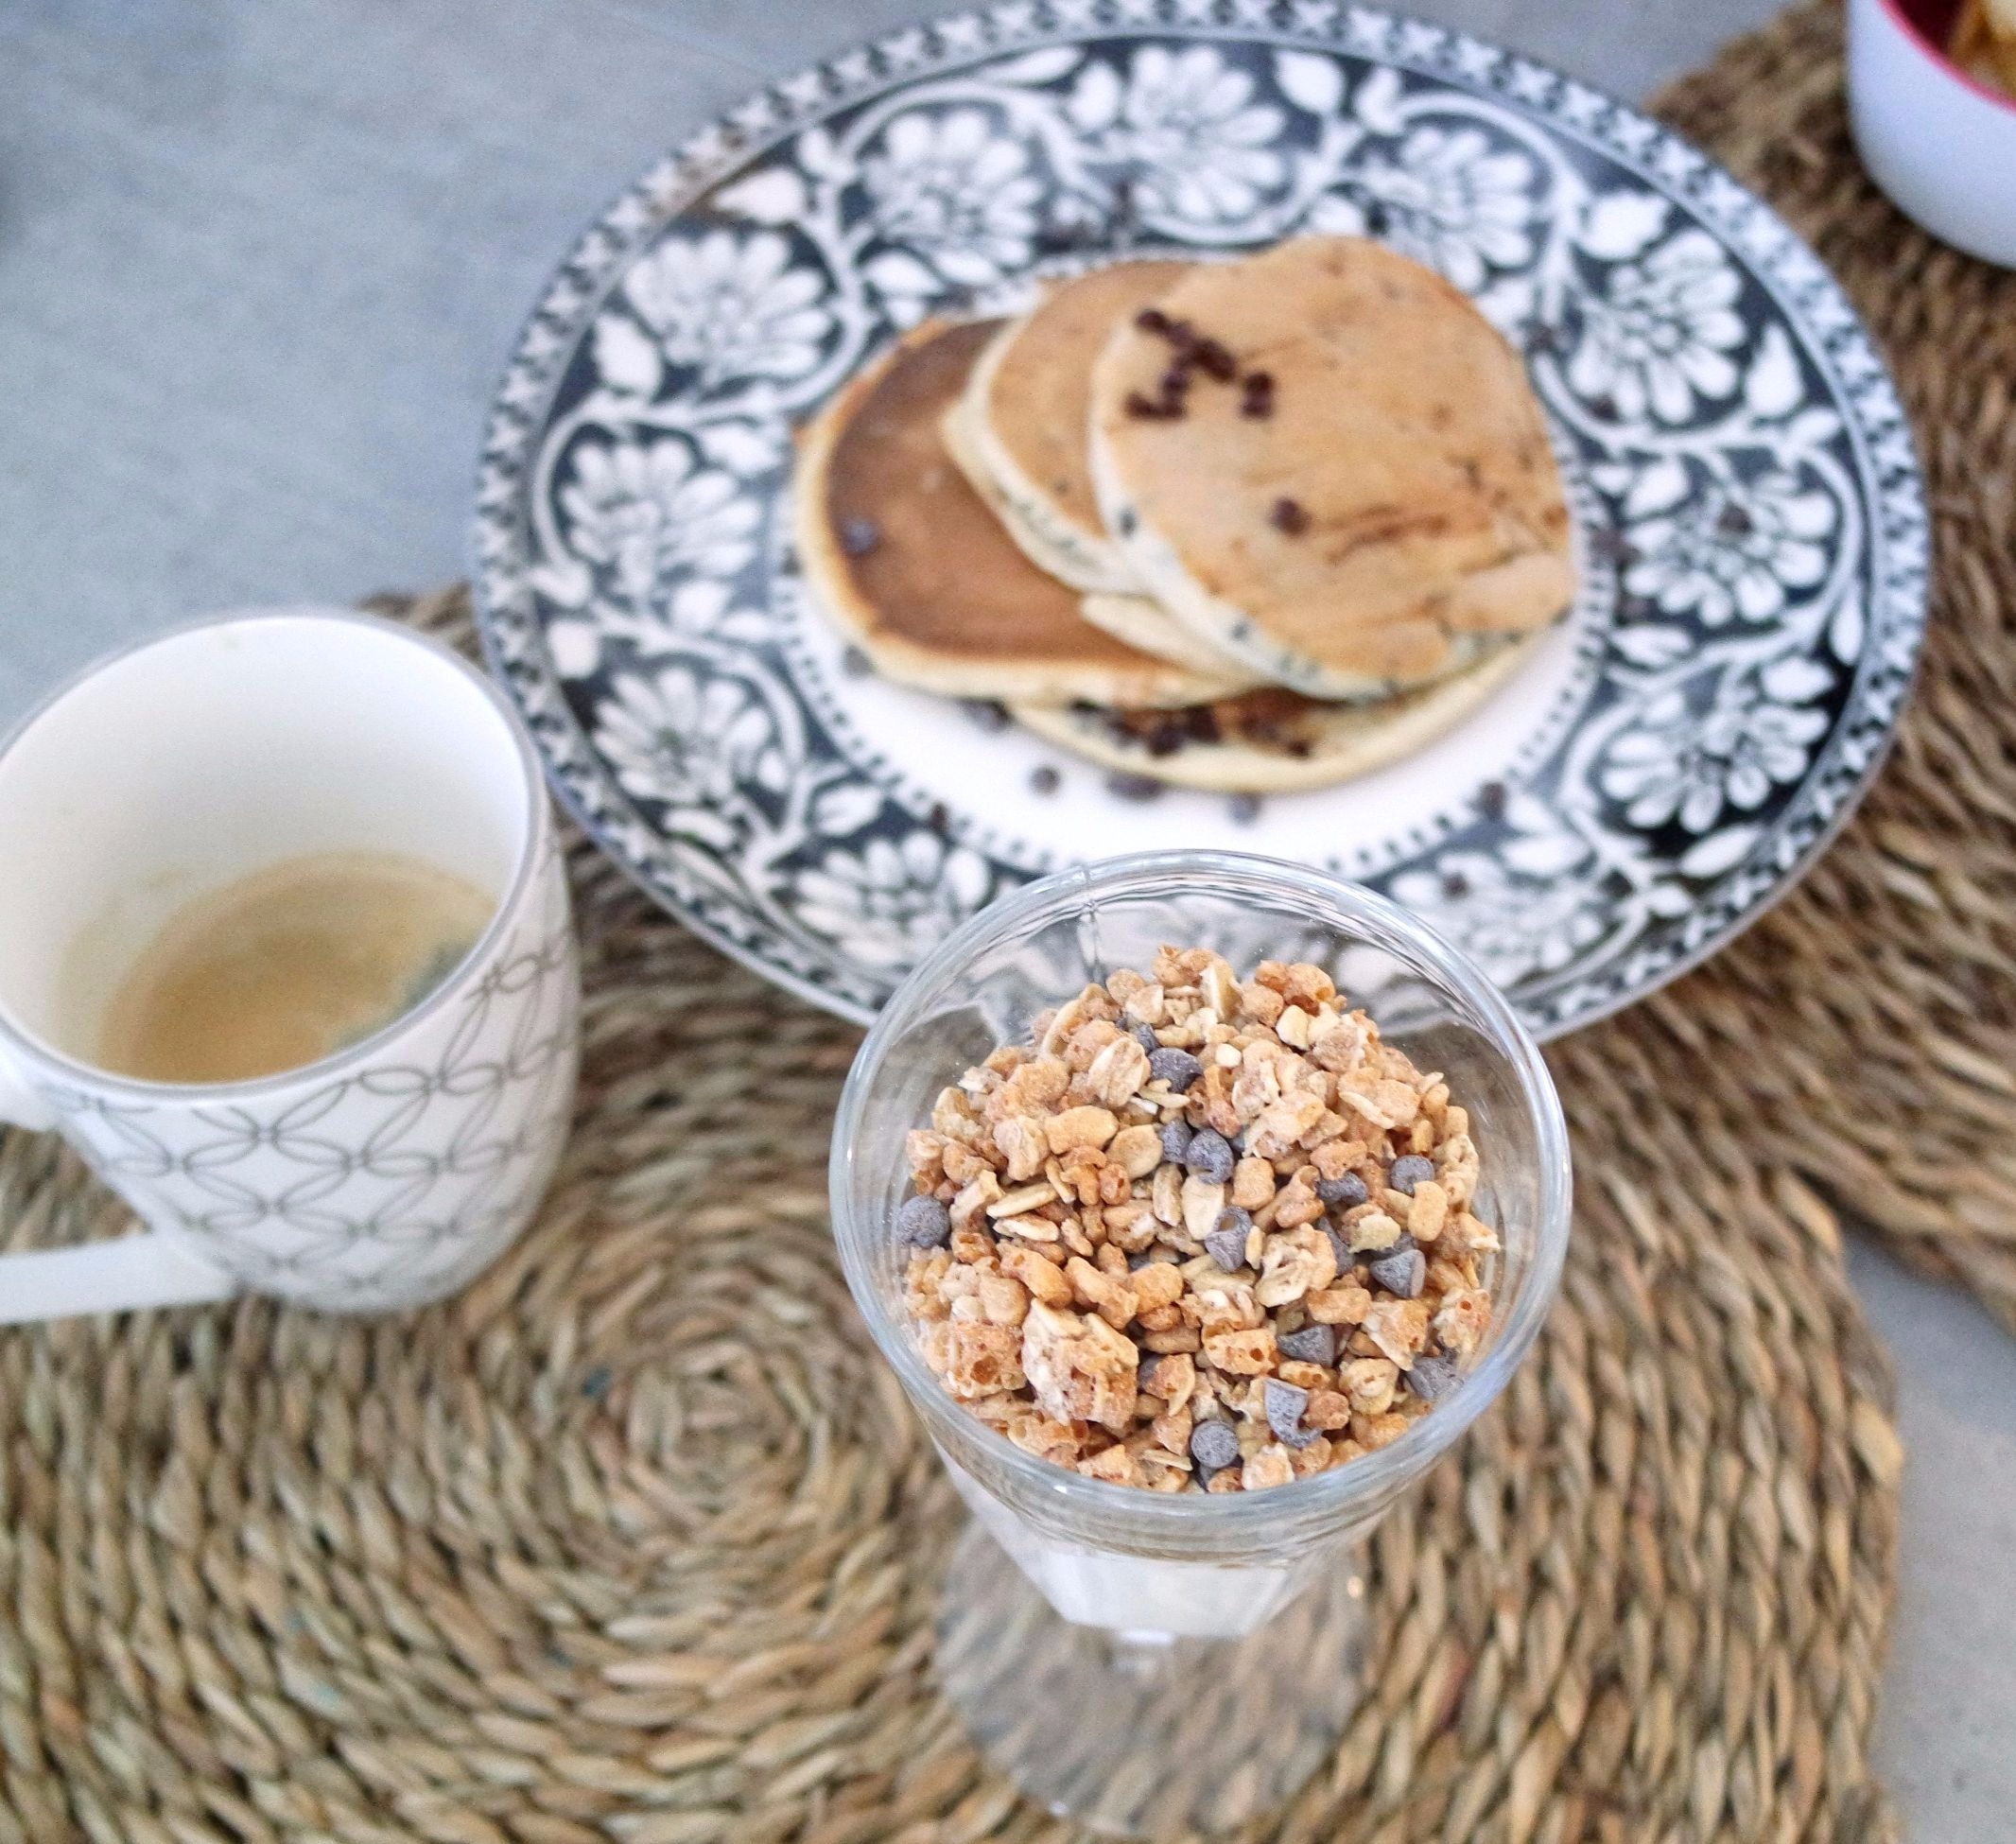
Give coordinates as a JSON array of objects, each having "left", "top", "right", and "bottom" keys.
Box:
[{"left": 793, "top": 237, "right": 1575, "bottom": 794}]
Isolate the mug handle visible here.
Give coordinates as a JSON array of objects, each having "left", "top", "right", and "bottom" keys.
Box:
[{"left": 0, "top": 1046, "right": 236, "bottom": 1326}]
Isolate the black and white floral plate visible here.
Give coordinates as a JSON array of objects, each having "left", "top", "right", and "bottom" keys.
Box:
[{"left": 472, "top": 1, "right": 1926, "bottom": 1035}]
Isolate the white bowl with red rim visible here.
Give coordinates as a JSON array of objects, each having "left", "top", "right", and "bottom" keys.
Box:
[{"left": 1850, "top": 0, "right": 2016, "bottom": 266}]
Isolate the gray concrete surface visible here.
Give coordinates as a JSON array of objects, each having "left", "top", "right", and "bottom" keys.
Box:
[{"left": 1, "top": 4, "right": 2010, "bottom": 1837}]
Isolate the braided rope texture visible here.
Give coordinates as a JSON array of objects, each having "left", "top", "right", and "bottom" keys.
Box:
[
  {"left": 1634, "top": 0, "right": 2016, "bottom": 1332},
  {"left": 0, "top": 574, "right": 1903, "bottom": 1842}
]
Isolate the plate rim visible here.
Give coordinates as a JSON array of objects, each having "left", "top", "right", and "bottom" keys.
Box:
[{"left": 470, "top": 0, "right": 1929, "bottom": 1038}]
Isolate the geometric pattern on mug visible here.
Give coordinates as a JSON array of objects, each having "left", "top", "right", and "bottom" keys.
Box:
[{"left": 41, "top": 855, "right": 581, "bottom": 1310}]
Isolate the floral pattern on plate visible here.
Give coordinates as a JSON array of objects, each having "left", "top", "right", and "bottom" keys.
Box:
[{"left": 473, "top": 2, "right": 1926, "bottom": 1035}]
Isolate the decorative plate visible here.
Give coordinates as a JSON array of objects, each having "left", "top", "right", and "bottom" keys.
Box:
[{"left": 472, "top": 1, "right": 1926, "bottom": 1035}]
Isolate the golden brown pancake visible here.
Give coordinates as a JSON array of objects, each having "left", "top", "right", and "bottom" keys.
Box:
[
  {"left": 949, "top": 259, "right": 1192, "bottom": 595},
  {"left": 1010, "top": 630, "right": 1546, "bottom": 794},
  {"left": 1087, "top": 237, "right": 1575, "bottom": 702},
  {"left": 793, "top": 319, "right": 1246, "bottom": 708}
]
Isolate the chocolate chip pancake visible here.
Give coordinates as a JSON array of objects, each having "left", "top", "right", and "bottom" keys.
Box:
[
  {"left": 1009, "top": 630, "right": 1544, "bottom": 794},
  {"left": 947, "top": 259, "right": 1192, "bottom": 597},
  {"left": 794, "top": 319, "right": 1248, "bottom": 709},
  {"left": 1086, "top": 237, "right": 1575, "bottom": 702}
]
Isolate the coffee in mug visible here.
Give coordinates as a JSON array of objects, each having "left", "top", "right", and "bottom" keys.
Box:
[{"left": 93, "top": 849, "right": 495, "bottom": 1086}]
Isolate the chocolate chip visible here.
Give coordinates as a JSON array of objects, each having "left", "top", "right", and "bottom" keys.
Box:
[
  {"left": 1405, "top": 1354, "right": 1459, "bottom": 1402},
  {"left": 1269, "top": 496, "right": 1311, "bottom": 536},
  {"left": 1127, "top": 1248, "right": 1156, "bottom": 1270},
  {"left": 1264, "top": 1379, "right": 1321, "bottom": 1448},
  {"left": 1133, "top": 1024, "right": 1161, "bottom": 1053},
  {"left": 1603, "top": 868, "right": 1633, "bottom": 900},
  {"left": 895, "top": 1194, "right": 951, "bottom": 1248},
  {"left": 1029, "top": 765, "right": 1060, "bottom": 795},
  {"left": 1136, "top": 306, "right": 1172, "bottom": 335},
  {"left": 1478, "top": 780, "right": 1507, "bottom": 820},
  {"left": 1316, "top": 1173, "right": 1368, "bottom": 1209},
  {"left": 927, "top": 802, "right": 948, "bottom": 833},
  {"left": 1205, "top": 1227, "right": 1246, "bottom": 1272},
  {"left": 1387, "top": 1155, "right": 1436, "bottom": 1194},
  {"left": 1105, "top": 771, "right": 1165, "bottom": 802},
  {"left": 1324, "top": 1224, "right": 1351, "bottom": 1274},
  {"left": 1124, "top": 390, "right": 1175, "bottom": 420},
  {"left": 1207, "top": 1207, "right": 1253, "bottom": 1271},
  {"left": 839, "top": 516, "right": 879, "bottom": 557},
  {"left": 1148, "top": 1047, "right": 1204, "bottom": 1092},
  {"left": 1189, "top": 1418, "right": 1240, "bottom": 1473},
  {"left": 1442, "top": 871, "right": 1470, "bottom": 900},
  {"left": 1242, "top": 369, "right": 1273, "bottom": 397},
  {"left": 1239, "top": 391, "right": 1274, "bottom": 420},
  {"left": 1157, "top": 1119, "right": 1193, "bottom": 1164},
  {"left": 1716, "top": 502, "right": 1754, "bottom": 539},
  {"left": 1278, "top": 1323, "right": 1338, "bottom": 1366},
  {"left": 1192, "top": 337, "right": 1236, "bottom": 380},
  {"left": 841, "top": 645, "right": 872, "bottom": 679},
  {"left": 1369, "top": 1246, "right": 1426, "bottom": 1298},
  {"left": 961, "top": 699, "right": 1009, "bottom": 732},
  {"left": 1184, "top": 1127, "right": 1234, "bottom": 1185},
  {"left": 1228, "top": 792, "right": 1262, "bottom": 825}
]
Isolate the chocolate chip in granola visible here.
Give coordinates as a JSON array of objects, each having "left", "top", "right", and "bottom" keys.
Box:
[
  {"left": 1228, "top": 792, "right": 1263, "bottom": 825},
  {"left": 1189, "top": 1418, "right": 1240, "bottom": 1473},
  {"left": 1132, "top": 1024, "right": 1162, "bottom": 1054},
  {"left": 960, "top": 699, "right": 1010, "bottom": 733},
  {"left": 1136, "top": 306, "right": 1173, "bottom": 336},
  {"left": 1148, "top": 1047, "right": 1205, "bottom": 1092},
  {"left": 1157, "top": 1119, "right": 1194, "bottom": 1163},
  {"left": 1317, "top": 1173, "right": 1368, "bottom": 1209},
  {"left": 1030, "top": 765, "right": 1061, "bottom": 795},
  {"left": 841, "top": 645, "right": 873, "bottom": 679},
  {"left": 1184, "top": 1127, "right": 1234, "bottom": 1184},
  {"left": 1207, "top": 1208, "right": 1253, "bottom": 1271},
  {"left": 838, "top": 516, "right": 880, "bottom": 557},
  {"left": 1369, "top": 1245, "right": 1426, "bottom": 1298},
  {"left": 895, "top": 1194, "right": 951, "bottom": 1249},
  {"left": 1324, "top": 1224, "right": 1352, "bottom": 1275},
  {"left": 1387, "top": 1155, "right": 1436, "bottom": 1193},
  {"left": 1477, "top": 779, "right": 1508, "bottom": 820},
  {"left": 1264, "top": 1379, "right": 1321, "bottom": 1449},
  {"left": 1269, "top": 496, "right": 1311, "bottom": 536},
  {"left": 1278, "top": 1323, "right": 1338, "bottom": 1366},
  {"left": 1404, "top": 1354, "right": 1459, "bottom": 1403}
]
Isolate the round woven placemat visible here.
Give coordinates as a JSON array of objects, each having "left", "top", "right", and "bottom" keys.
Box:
[
  {"left": 0, "top": 582, "right": 1903, "bottom": 1844},
  {"left": 1633, "top": 0, "right": 2016, "bottom": 1333},
  {"left": 0, "top": 8, "right": 1932, "bottom": 1838}
]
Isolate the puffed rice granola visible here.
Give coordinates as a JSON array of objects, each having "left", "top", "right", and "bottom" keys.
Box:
[{"left": 895, "top": 948, "right": 1498, "bottom": 1491}]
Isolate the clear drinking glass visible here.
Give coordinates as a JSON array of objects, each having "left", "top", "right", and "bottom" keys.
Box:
[{"left": 830, "top": 851, "right": 1570, "bottom": 1834}]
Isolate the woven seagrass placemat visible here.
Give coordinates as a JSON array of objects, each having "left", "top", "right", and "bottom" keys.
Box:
[
  {"left": 1624, "top": 0, "right": 2016, "bottom": 1333},
  {"left": 0, "top": 583, "right": 1906, "bottom": 1844},
  {"left": 0, "top": 4, "right": 1959, "bottom": 1836}
]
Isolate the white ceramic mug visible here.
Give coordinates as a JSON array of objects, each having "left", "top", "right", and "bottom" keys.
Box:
[{"left": 0, "top": 608, "right": 581, "bottom": 1324}]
